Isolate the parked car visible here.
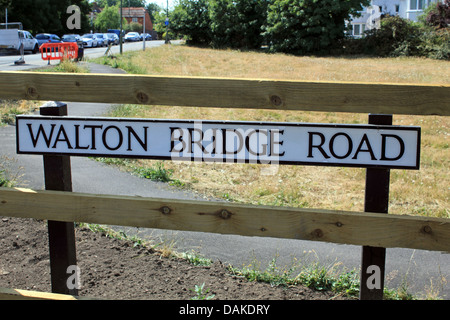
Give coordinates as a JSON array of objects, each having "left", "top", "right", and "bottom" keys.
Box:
[
  {"left": 62, "top": 34, "right": 84, "bottom": 61},
  {"left": 140, "top": 33, "right": 152, "bottom": 41},
  {"left": 105, "top": 33, "right": 119, "bottom": 45},
  {"left": 94, "top": 33, "right": 108, "bottom": 47},
  {"left": 62, "top": 34, "right": 83, "bottom": 48},
  {"left": 124, "top": 32, "right": 140, "bottom": 42},
  {"left": 107, "top": 29, "right": 125, "bottom": 42},
  {"left": 81, "top": 34, "right": 98, "bottom": 48},
  {"left": 35, "top": 33, "right": 61, "bottom": 47},
  {"left": 0, "top": 29, "right": 40, "bottom": 54}
]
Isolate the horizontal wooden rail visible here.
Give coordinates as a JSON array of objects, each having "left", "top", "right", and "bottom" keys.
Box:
[
  {"left": 1, "top": 187, "right": 448, "bottom": 252},
  {"left": 0, "top": 287, "right": 94, "bottom": 300},
  {"left": 0, "top": 71, "right": 449, "bottom": 116}
]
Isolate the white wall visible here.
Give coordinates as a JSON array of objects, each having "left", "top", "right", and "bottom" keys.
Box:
[{"left": 349, "top": 0, "right": 442, "bottom": 37}]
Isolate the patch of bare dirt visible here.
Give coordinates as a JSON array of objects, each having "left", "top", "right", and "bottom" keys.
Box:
[{"left": 0, "top": 217, "right": 352, "bottom": 301}]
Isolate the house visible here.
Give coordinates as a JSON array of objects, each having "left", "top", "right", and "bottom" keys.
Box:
[
  {"left": 120, "top": 7, "right": 153, "bottom": 34},
  {"left": 349, "top": 0, "right": 444, "bottom": 37}
]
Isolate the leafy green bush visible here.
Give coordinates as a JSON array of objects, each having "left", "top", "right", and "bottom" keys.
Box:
[
  {"left": 418, "top": 28, "right": 450, "bottom": 60},
  {"left": 425, "top": 0, "right": 450, "bottom": 29},
  {"left": 346, "top": 13, "right": 449, "bottom": 60},
  {"left": 362, "top": 15, "right": 422, "bottom": 57},
  {"left": 263, "top": 0, "right": 370, "bottom": 55}
]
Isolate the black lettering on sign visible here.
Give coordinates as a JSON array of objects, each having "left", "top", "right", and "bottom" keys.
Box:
[
  {"left": 352, "top": 134, "right": 377, "bottom": 160},
  {"left": 380, "top": 134, "right": 405, "bottom": 161},
  {"left": 27, "top": 123, "right": 56, "bottom": 148},
  {"left": 307, "top": 132, "right": 330, "bottom": 159},
  {"left": 17, "top": 116, "right": 419, "bottom": 169}
]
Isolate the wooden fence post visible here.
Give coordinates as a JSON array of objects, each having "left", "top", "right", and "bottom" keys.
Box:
[
  {"left": 359, "top": 114, "right": 392, "bottom": 300},
  {"left": 40, "top": 101, "right": 78, "bottom": 296}
]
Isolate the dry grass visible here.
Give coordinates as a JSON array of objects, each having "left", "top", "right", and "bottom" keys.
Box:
[
  {"left": 114, "top": 44, "right": 450, "bottom": 84},
  {"left": 99, "top": 45, "right": 448, "bottom": 219},
  {"left": 0, "top": 100, "right": 39, "bottom": 126}
]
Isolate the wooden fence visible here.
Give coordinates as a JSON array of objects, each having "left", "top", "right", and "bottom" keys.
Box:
[{"left": 0, "top": 71, "right": 449, "bottom": 300}]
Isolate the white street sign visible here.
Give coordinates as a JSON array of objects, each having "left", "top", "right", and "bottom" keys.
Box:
[{"left": 16, "top": 116, "right": 420, "bottom": 169}]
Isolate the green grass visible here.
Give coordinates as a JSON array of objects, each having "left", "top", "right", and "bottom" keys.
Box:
[
  {"left": 95, "top": 157, "right": 185, "bottom": 187},
  {"left": 96, "top": 54, "right": 147, "bottom": 74},
  {"left": 228, "top": 256, "right": 361, "bottom": 298},
  {"left": 0, "top": 170, "right": 12, "bottom": 187},
  {"left": 227, "top": 256, "right": 424, "bottom": 300}
]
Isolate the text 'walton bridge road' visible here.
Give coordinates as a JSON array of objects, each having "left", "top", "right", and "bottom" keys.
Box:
[{"left": 16, "top": 116, "right": 420, "bottom": 169}]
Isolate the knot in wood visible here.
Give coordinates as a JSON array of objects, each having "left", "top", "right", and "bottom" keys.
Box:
[
  {"left": 422, "top": 225, "right": 432, "bottom": 234},
  {"left": 220, "top": 209, "right": 231, "bottom": 219},
  {"left": 160, "top": 206, "right": 171, "bottom": 215},
  {"left": 270, "top": 95, "right": 282, "bottom": 106},
  {"left": 136, "top": 91, "right": 149, "bottom": 104},
  {"left": 26, "top": 87, "right": 38, "bottom": 98},
  {"left": 312, "top": 229, "right": 324, "bottom": 238}
]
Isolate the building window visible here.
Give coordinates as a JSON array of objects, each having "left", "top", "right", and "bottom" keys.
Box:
[
  {"left": 409, "top": 0, "right": 435, "bottom": 11},
  {"left": 353, "top": 24, "right": 366, "bottom": 36},
  {"left": 132, "top": 17, "right": 138, "bottom": 22}
]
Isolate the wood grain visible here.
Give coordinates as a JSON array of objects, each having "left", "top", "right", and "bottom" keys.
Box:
[
  {"left": 0, "top": 71, "right": 448, "bottom": 115},
  {"left": 1, "top": 187, "right": 448, "bottom": 252}
]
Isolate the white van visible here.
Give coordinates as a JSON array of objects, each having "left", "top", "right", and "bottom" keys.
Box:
[{"left": 0, "top": 29, "right": 40, "bottom": 54}]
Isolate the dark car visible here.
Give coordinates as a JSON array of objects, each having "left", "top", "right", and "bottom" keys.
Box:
[
  {"left": 141, "top": 33, "right": 152, "bottom": 41},
  {"left": 62, "top": 34, "right": 83, "bottom": 48},
  {"left": 35, "top": 33, "right": 61, "bottom": 47},
  {"left": 62, "top": 34, "right": 84, "bottom": 61},
  {"left": 94, "top": 33, "right": 108, "bottom": 47},
  {"left": 106, "top": 33, "right": 119, "bottom": 45}
]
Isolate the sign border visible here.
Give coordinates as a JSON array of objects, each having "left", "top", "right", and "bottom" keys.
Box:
[{"left": 16, "top": 115, "right": 421, "bottom": 170}]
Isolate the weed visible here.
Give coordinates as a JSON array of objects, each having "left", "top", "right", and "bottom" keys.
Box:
[
  {"left": 0, "top": 156, "right": 23, "bottom": 187},
  {"left": 190, "top": 283, "right": 215, "bottom": 300},
  {"left": 178, "top": 251, "right": 212, "bottom": 267},
  {"left": 331, "top": 269, "right": 360, "bottom": 297},
  {"left": 0, "top": 170, "right": 10, "bottom": 187},
  {"left": 135, "top": 161, "right": 173, "bottom": 182}
]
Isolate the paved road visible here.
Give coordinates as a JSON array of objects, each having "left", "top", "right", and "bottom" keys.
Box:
[
  {"left": 0, "top": 40, "right": 167, "bottom": 71},
  {"left": 0, "top": 51, "right": 448, "bottom": 299}
]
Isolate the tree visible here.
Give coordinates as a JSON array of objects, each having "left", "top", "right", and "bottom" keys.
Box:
[
  {"left": 146, "top": 2, "right": 161, "bottom": 23},
  {"left": 94, "top": 4, "right": 121, "bottom": 32},
  {"left": 171, "top": 0, "right": 212, "bottom": 45},
  {"left": 0, "top": 0, "right": 12, "bottom": 24},
  {"left": 127, "top": 22, "right": 143, "bottom": 32},
  {"left": 263, "top": 0, "right": 370, "bottom": 55},
  {"left": 1, "top": 0, "right": 91, "bottom": 35},
  {"left": 171, "top": 0, "right": 268, "bottom": 49},
  {"left": 209, "top": 0, "right": 269, "bottom": 49}
]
